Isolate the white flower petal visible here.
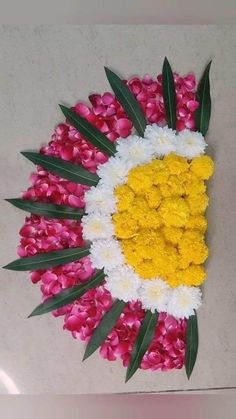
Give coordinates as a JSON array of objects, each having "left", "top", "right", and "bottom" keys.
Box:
[
  {"left": 105, "top": 265, "right": 141, "bottom": 302},
  {"left": 167, "top": 286, "right": 202, "bottom": 319},
  {"left": 97, "top": 157, "right": 132, "bottom": 188},
  {"left": 84, "top": 185, "right": 116, "bottom": 214},
  {"left": 81, "top": 213, "right": 114, "bottom": 241},
  {"left": 176, "top": 129, "right": 207, "bottom": 158},
  {"left": 144, "top": 124, "right": 177, "bottom": 156},
  {"left": 89, "top": 239, "right": 124, "bottom": 271},
  {"left": 138, "top": 278, "right": 170, "bottom": 313},
  {"left": 116, "top": 135, "right": 154, "bottom": 166}
]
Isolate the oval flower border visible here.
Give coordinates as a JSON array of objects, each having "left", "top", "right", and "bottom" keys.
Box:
[{"left": 4, "top": 58, "right": 213, "bottom": 381}]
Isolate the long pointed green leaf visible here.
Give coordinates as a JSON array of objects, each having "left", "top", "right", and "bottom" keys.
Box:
[
  {"left": 195, "top": 61, "right": 212, "bottom": 136},
  {"left": 5, "top": 198, "right": 84, "bottom": 220},
  {"left": 59, "top": 105, "right": 116, "bottom": 156},
  {"left": 3, "top": 246, "right": 90, "bottom": 271},
  {"left": 126, "top": 310, "right": 158, "bottom": 382},
  {"left": 21, "top": 152, "right": 99, "bottom": 186},
  {"left": 28, "top": 270, "right": 105, "bottom": 317},
  {"left": 83, "top": 300, "right": 126, "bottom": 360},
  {"left": 104, "top": 67, "right": 147, "bottom": 137},
  {"left": 162, "top": 57, "right": 177, "bottom": 130},
  {"left": 185, "top": 311, "right": 199, "bottom": 379}
]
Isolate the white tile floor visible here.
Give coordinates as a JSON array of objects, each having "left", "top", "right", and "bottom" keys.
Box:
[{"left": 0, "top": 25, "right": 236, "bottom": 394}]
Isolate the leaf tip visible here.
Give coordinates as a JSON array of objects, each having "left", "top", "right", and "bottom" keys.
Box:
[
  {"left": 82, "top": 351, "right": 89, "bottom": 362},
  {"left": 163, "top": 56, "right": 170, "bottom": 67},
  {"left": 125, "top": 375, "right": 130, "bottom": 383},
  {"left": 104, "top": 66, "right": 112, "bottom": 79},
  {"left": 185, "top": 368, "right": 192, "bottom": 380},
  {"left": 21, "top": 151, "right": 33, "bottom": 160}
]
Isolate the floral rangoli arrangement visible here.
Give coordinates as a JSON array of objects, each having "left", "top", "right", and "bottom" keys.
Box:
[{"left": 4, "top": 58, "right": 214, "bottom": 381}]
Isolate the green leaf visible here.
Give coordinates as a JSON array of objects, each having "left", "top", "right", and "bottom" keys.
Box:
[
  {"left": 5, "top": 198, "right": 85, "bottom": 220},
  {"left": 195, "top": 61, "right": 212, "bottom": 136},
  {"left": 185, "top": 311, "right": 199, "bottom": 379},
  {"left": 126, "top": 310, "right": 158, "bottom": 382},
  {"left": 83, "top": 300, "right": 126, "bottom": 360},
  {"left": 21, "top": 152, "right": 99, "bottom": 186},
  {"left": 3, "top": 246, "right": 90, "bottom": 271},
  {"left": 59, "top": 105, "right": 116, "bottom": 157},
  {"left": 28, "top": 270, "right": 105, "bottom": 317},
  {"left": 162, "top": 57, "right": 177, "bottom": 130},
  {"left": 104, "top": 67, "right": 147, "bottom": 137}
]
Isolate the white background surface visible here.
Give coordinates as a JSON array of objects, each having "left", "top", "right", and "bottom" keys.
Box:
[
  {"left": 0, "top": 25, "right": 236, "bottom": 394},
  {"left": 0, "top": 1, "right": 236, "bottom": 24}
]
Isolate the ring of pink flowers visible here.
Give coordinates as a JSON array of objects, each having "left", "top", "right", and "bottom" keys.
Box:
[{"left": 18, "top": 72, "right": 199, "bottom": 371}]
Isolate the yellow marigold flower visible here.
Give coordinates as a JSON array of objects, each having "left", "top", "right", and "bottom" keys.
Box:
[
  {"left": 184, "top": 173, "right": 206, "bottom": 196},
  {"left": 115, "top": 184, "right": 134, "bottom": 212},
  {"left": 162, "top": 226, "right": 184, "bottom": 245},
  {"left": 156, "top": 244, "right": 179, "bottom": 274},
  {"left": 178, "top": 230, "right": 209, "bottom": 266},
  {"left": 138, "top": 209, "right": 161, "bottom": 229},
  {"left": 145, "top": 186, "right": 162, "bottom": 208},
  {"left": 185, "top": 215, "right": 207, "bottom": 232},
  {"left": 160, "top": 175, "right": 185, "bottom": 197},
  {"left": 159, "top": 197, "right": 190, "bottom": 227},
  {"left": 163, "top": 153, "right": 189, "bottom": 175},
  {"left": 164, "top": 274, "right": 180, "bottom": 287},
  {"left": 177, "top": 265, "right": 206, "bottom": 286},
  {"left": 132, "top": 230, "right": 165, "bottom": 259},
  {"left": 190, "top": 155, "right": 214, "bottom": 180},
  {"left": 153, "top": 169, "right": 169, "bottom": 185},
  {"left": 127, "top": 166, "right": 153, "bottom": 194},
  {"left": 147, "top": 158, "right": 170, "bottom": 184},
  {"left": 165, "top": 265, "right": 206, "bottom": 287},
  {"left": 133, "top": 196, "right": 149, "bottom": 210},
  {"left": 148, "top": 159, "right": 166, "bottom": 171},
  {"left": 121, "top": 240, "right": 140, "bottom": 265},
  {"left": 112, "top": 213, "right": 138, "bottom": 239},
  {"left": 136, "top": 260, "right": 159, "bottom": 279},
  {"left": 187, "top": 193, "right": 209, "bottom": 215}
]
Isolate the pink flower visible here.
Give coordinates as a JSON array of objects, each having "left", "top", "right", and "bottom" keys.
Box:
[
  {"left": 18, "top": 215, "right": 84, "bottom": 257},
  {"left": 141, "top": 313, "right": 186, "bottom": 371},
  {"left": 99, "top": 307, "right": 186, "bottom": 371},
  {"left": 63, "top": 286, "right": 113, "bottom": 341},
  {"left": 127, "top": 72, "right": 198, "bottom": 130},
  {"left": 23, "top": 171, "right": 89, "bottom": 208},
  {"left": 29, "top": 257, "right": 95, "bottom": 317}
]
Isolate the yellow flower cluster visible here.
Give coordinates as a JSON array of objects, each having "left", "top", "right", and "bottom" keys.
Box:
[{"left": 113, "top": 154, "right": 214, "bottom": 287}]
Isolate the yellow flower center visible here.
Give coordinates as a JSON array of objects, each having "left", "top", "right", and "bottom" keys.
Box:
[{"left": 113, "top": 153, "right": 214, "bottom": 287}]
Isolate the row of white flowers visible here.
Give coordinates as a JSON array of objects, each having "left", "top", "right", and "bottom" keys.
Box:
[{"left": 81, "top": 125, "right": 207, "bottom": 318}]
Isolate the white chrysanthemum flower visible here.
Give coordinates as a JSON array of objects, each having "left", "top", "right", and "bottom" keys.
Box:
[
  {"left": 84, "top": 185, "right": 116, "bottom": 214},
  {"left": 89, "top": 239, "right": 124, "bottom": 271},
  {"left": 105, "top": 266, "right": 141, "bottom": 302},
  {"left": 176, "top": 129, "right": 207, "bottom": 158},
  {"left": 81, "top": 213, "right": 114, "bottom": 241},
  {"left": 97, "top": 157, "right": 132, "bottom": 188},
  {"left": 144, "top": 124, "right": 177, "bottom": 156},
  {"left": 116, "top": 135, "right": 154, "bottom": 166},
  {"left": 138, "top": 279, "right": 171, "bottom": 313},
  {"left": 167, "top": 286, "right": 202, "bottom": 319}
]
